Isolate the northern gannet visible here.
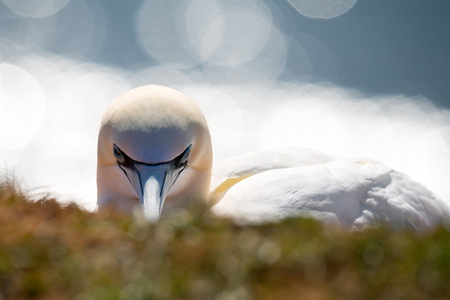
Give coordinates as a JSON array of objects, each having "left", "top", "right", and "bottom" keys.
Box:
[{"left": 97, "top": 85, "right": 450, "bottom": 230}]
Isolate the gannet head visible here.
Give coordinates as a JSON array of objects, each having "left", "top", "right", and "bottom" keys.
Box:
[{"left": 96, "top": 85, "right": 212, "bottom": 221}]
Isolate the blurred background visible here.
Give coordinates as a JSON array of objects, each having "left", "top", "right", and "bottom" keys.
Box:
[{"left": 1, "top": 0, "right": 450, "bottom": 210}]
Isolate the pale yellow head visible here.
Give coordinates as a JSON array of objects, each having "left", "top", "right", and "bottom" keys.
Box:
[{"left": 97, "top": 85, "right": 212, "bottom": 220}]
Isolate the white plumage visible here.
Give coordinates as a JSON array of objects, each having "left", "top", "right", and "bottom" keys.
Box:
[
  {"left": 210, "top": 147, "right": 449, "bottom": 230},
  {"left": 96, "top": 85, "right": 450, "bottom": 230}
]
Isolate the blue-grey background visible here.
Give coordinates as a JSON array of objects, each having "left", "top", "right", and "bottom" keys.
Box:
[
  {"left": 1, "top": 0, "right": 449, "bottom": 106},
  {"left": 101, "top": 0, "right": 450, "bottom": 106}
]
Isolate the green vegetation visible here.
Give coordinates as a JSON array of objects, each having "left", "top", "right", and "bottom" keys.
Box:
[{"left": 1, "top": 180, "right": 450, "bottom": 300}]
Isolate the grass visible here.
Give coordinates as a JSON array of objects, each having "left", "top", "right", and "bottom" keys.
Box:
[{"left": 1, "top": 179, "right": 450, "bottom": 300}]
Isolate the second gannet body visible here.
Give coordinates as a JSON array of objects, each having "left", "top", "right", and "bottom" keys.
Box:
[
  {"left": 97, "top": 85, "right": 450, "bottom": 230},
  {"left": 210, "top": 148, "right": 450, "bottom": 230}
]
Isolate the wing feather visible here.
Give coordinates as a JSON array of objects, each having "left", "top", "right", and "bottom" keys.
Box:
[{"left": 211, "top": 148, "right": 450, "bottom": 230}]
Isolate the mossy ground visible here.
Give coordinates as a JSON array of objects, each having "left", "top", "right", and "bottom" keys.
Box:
[{"left": 1, "top": 180, "right": 450, "bottom": 300}]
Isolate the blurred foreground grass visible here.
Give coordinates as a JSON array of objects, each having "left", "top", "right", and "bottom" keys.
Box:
[{"left": 1, "top": 180, "right": 450, "bottom": 300}]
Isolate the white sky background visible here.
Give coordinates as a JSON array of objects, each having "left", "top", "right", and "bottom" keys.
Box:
[{"left": 1, "top": 0, "right": 450, "bottom": 210}]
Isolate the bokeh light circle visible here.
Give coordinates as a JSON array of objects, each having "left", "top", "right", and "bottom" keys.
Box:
[
  {"left": 1, "top": 0, "right": 70, "bottom": 18},
  {"left": 287, "top": 0, "right": 357, "bottom": 19},
  {"left": 135, "top": 0, "right": 200, "bottom": 69},
  {"left": 0, "top": 0, "right": 106, "bottom": 59},
  {"left": 184, "top": 0, "right": 287, "bottom": 83},
  {"left": 0, "top": 64, "right": 46, "bottom": 151},
  {"left": 197, "top": 11, "right": 272, "bottom": 66},
  {"left": 201, "top": 24, "right": 288, "bottom": 84}
]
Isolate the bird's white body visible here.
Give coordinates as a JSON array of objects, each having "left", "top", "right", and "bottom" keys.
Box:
[
  {"left": 210, "top": 147, "right": 450, "bottom": 230},
  {"left": 97, "top": 85, "right": 450, "bottom": 230}
]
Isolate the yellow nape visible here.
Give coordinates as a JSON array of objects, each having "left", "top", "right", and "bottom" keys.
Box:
[
  {"left": 209, "top": 175, "right": 252, "bottom": 206},
  {"left": 213, "top": 175, "right": 252, "bottom": 194}
]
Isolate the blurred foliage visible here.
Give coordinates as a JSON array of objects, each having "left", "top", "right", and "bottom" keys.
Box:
[{"left": 1, "top": 180, "right": 450, "bottom": 300}]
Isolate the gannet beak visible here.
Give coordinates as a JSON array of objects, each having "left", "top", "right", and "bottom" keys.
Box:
[
  {"left": 113, "top": 143, "right": 192, "bottom": 222},
  {"left": 124, "top": 162, "right": 181, "bottom": 222},
  {"left": 133, "top": 164, "right": 172, "bottom": 222}
]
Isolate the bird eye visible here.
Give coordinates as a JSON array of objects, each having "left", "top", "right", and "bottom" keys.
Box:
[
  {"left": 180, "top": 144, "right": 192, "bottom": 164},
  {"left": 113, "top": 144, "right": 134, "bottom": 168},
  {"left": 113, "top": 144, "right": 124, "bottom": 161},
  {"left": 173, "top": 144, "right": 192, "bottom": 168}
]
